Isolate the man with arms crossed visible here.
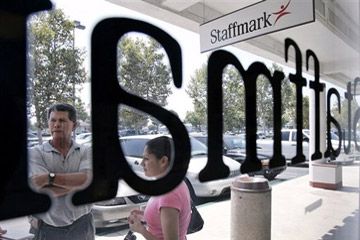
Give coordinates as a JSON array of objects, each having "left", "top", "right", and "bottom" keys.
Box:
[{"left": 29, "top": 103, "right": 94, "bottom": 240}]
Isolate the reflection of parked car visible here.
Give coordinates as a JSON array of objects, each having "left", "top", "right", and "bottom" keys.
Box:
[
  {"left": 81, "top": 138, "right": 149, "bottom": 229},
  {"left": 257, "top": 129, "right": 311, "bottom": 160},
  {"left": 27, "top": 133, "right": 52, "bottom": 147},
  {"left": 191, "top": 133, "right": 285, "bottom": 180},
  {"left": 76, "top": 132, "right": 91, "bottom": 140},
  {"left": 27, "top": 132, "right": 39, "bottom": 147},
  {"left": 257, "top": 129, "right": 354, "bottom": 162},
  {"left": 120, "top": 134, "right": 241, "bottom": 199},
  {"left": 76, "top": 132, "right": 92, "bottom": 144},
  {"left": 257, "top": 132, "right": 266, "bottom": 139},
  {"left": 337, "top": 129, "right": 360, "bottom": 141},
  {"left": 92, "top": 180, "right": 149, "bottom": 229},
  {"left": 118, "top": 129, "right": 137, "bottom": 137}
]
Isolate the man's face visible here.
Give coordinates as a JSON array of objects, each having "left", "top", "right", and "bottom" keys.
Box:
[{"left": 48, "top": 111, "right": 76, "bottom": 141}]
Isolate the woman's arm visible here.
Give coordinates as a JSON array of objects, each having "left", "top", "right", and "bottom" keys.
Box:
[
  {"left": 128, "top": 207, "right": 180, "bottom": 240},
  {"left": 128, "top": 210, "right": 157, "bottom": 240},
  {"left": 160, "top": 207, "right": 180, "bottom": 240}
]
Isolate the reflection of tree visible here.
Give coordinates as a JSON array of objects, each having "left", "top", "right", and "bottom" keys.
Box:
[
  {"left": 331, "top": 97, "right": 359, "bottom": 131},
  {"left": 185, "top": 62, "right": 302, "bottom": 132},
  {"left": 185, "top": 64, "right": 246, "bottom": 132},
  {"left": 28, "top": 9, "right": 88, "bottom": 139},
  {"left": 257, "top": 63, "right": 299, "bottom": 130},
  {"left": 223, "top": 65, "right": 245, "bottom": 132},
  {"left": 302, "top": 96, "right": 310, "bottom": 129},
  {"left": 117, "top": 35, "right": 172, "bottom": 130},
  {"left": 185, "top": 64, "right": 207, "bottom": 132}
]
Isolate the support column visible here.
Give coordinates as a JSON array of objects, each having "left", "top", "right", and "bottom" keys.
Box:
[
  {"left": 309, "top": 85, "right": 326, "bottom": 182},
  {"left": 309, "top": 86, "right": 343, "bottom": 190}
]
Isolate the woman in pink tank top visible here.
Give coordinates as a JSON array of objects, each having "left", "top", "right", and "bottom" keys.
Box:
[{"left": 127, "top": 136, "right": 191, "bottom": 240}]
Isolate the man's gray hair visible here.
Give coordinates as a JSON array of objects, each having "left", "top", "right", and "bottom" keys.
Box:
[{"left": 47, "top": 103, "right": 77, "bottom": 123}]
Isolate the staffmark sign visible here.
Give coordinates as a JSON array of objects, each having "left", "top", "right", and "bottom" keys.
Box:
[{"left": 199, "top": 0, "right": 315, "bottom": 52}]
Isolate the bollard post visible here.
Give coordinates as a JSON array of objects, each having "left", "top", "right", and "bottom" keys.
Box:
[{"left": 231, "top": 175, "right": 271, "bottom": 240}]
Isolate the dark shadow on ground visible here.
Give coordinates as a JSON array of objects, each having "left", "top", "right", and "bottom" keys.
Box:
[
  {"left": 320, "top": 209, "right": 360, "bottom": 240},
  {"left": 96, "top": 224, "right": 129, "bottom": 236},
  {"left": 339, "top": 186, "right": 359, "bottom": 193},
  {"left": 196, "top": 192, "right": 230, "bottom": 205}
]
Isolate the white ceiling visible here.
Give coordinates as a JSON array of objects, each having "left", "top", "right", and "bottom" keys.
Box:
[{"left": 107, "top": 0, "right": 359, "bottom": 88}]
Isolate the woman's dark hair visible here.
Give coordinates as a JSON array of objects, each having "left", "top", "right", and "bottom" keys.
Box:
[
  {"left": 145, "top": 136, "right": 172, "bottom": 160},
  {"left": 47, "top": 103, "right": 77, "bottom": 123}
]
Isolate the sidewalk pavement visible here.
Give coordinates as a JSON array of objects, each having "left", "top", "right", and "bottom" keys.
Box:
[
  {"left": 97, "top": 163, "right": 359, "bottom": 240},
  {"left": 187, "top": 163, "right": 359, "bottom": 240}
]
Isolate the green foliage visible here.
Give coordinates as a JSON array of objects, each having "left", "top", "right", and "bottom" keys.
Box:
[
  {"left": 117, "top": 35, "right": 172, "bottom": 129},
  {"left": 185, "top": 62, "right": 301, "bottom": 132},
  {"left": 257, "top": 63, "right": 298, "bottom": 129},
  {"left": 184, "top": 111, "right": 204, "bottom": 132},
  {"left": 75, "top": 100, "right": 90, "bottom": 123},
  {"left": 28, "top": 9, "right": 88, "bottom": 130},
  {"left": 223, "top": 65, "right": 245, "bottom": 132},
  {"left": 302, "top": 96, "right": 310, "bottom": 129},
  {"left": 331, "top": 97, "right": 359, "bottom": 129},
  {"left": 185, "top": 64, "right": 207, "bottom": 131},
  {"left": 185, "top": 64, "right": 246, "bottom": 132},
  {"left": 256, "top": 66, "right": 274, "bottom": 130}
]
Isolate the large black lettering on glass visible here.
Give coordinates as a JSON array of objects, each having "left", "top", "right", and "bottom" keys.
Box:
[
  {"left": 0, "top": 0, "right": 52, "bottom": 220},
  {"left": 307, "top": 50, "right": 325, "bottom": 160},
  {"left": 285, "top": 39, "right": 307, "bottom": 164},
  {"left": 2, "top": 0, "right": 354, "bottom": 219},
  {"left": 350, "top": 78, "right": 360, "bottom": 152},
  {"left": 242, "top": 59, "right": 286, "bottom": 172},
  {"left": 74, "top": 18, "right": 191, "bottom": 204},
  {"left": 325, "top": 88, "right": 342, "bottom": 159},
  {"left": 344, "top": 81, "right": 354, "bottom": 154},
  {"left": 200, "top": 50, "right": 285, "bottom": 181}
]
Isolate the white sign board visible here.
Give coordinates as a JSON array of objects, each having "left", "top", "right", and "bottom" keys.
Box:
[{"left": 200, "top": 0, "right": 314, "bottom": 52}]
